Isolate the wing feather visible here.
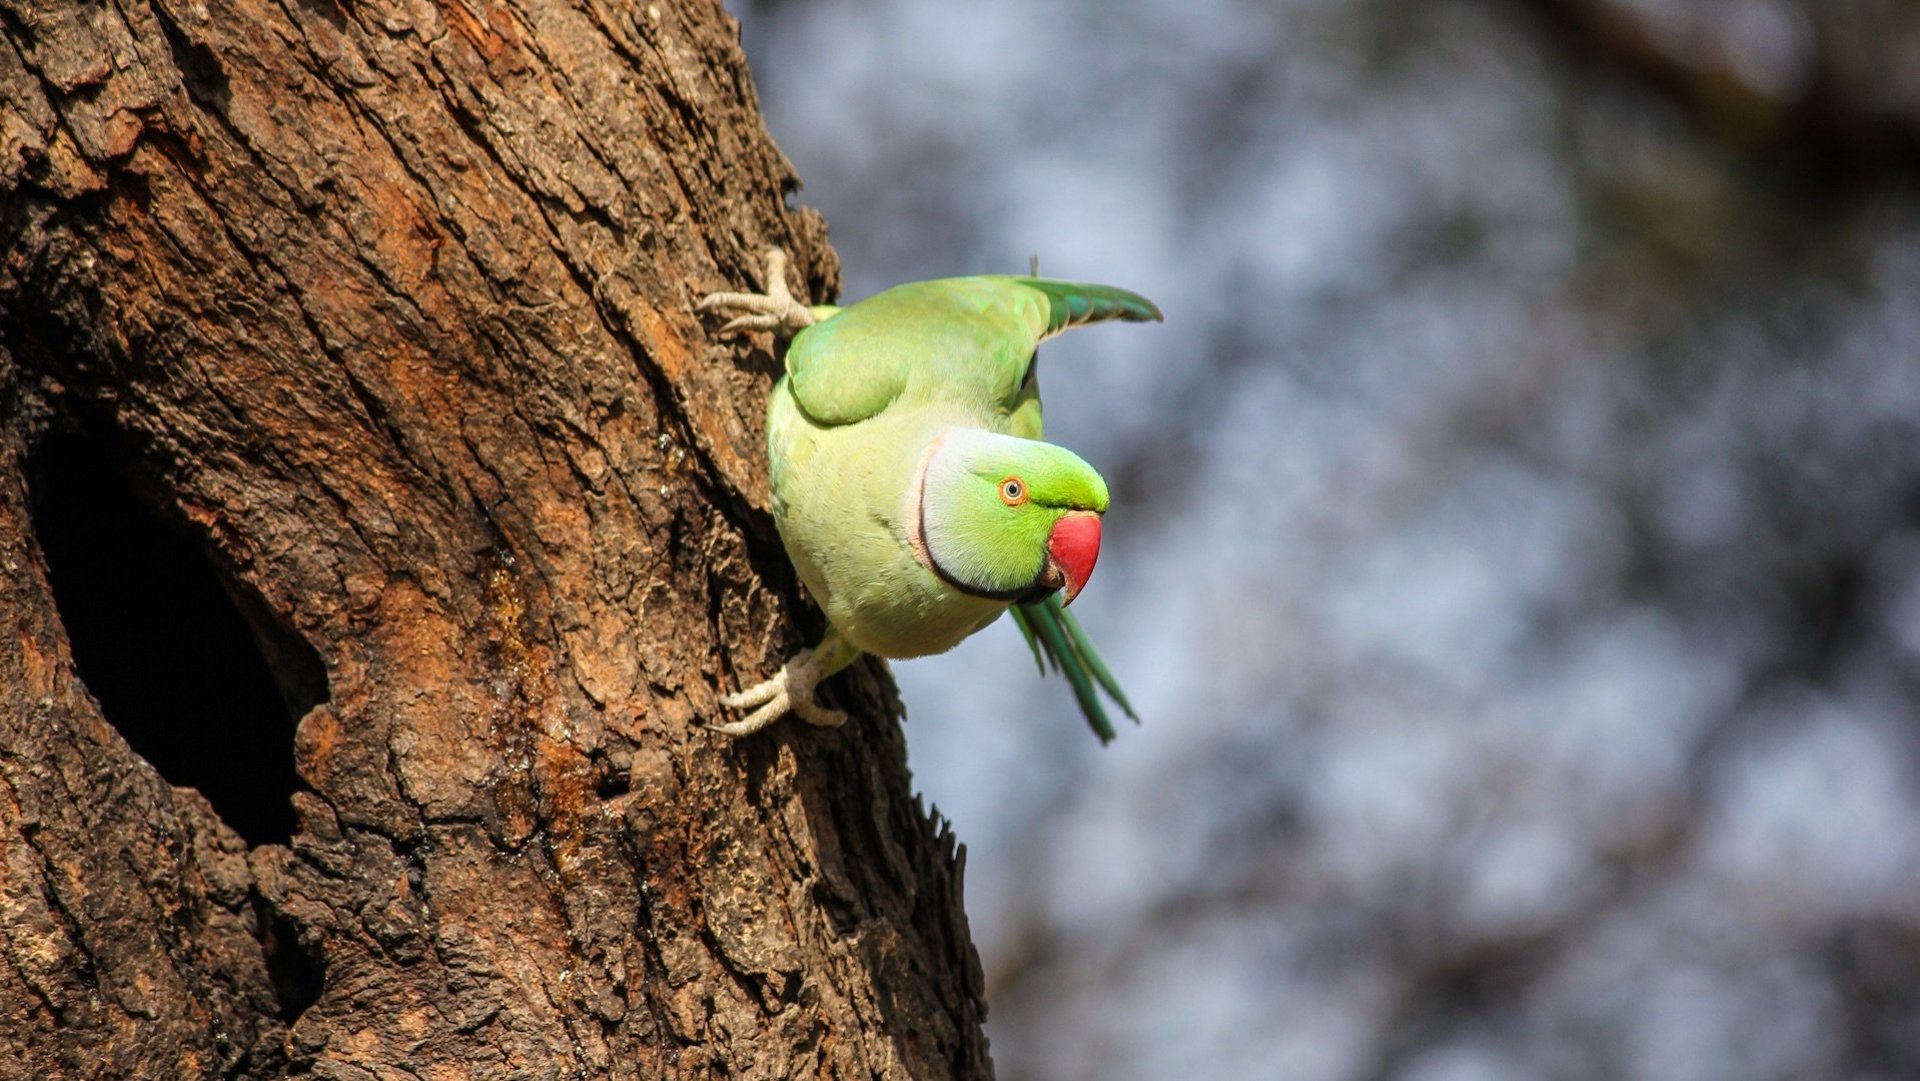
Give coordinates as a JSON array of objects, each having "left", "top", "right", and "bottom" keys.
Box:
[{"left": 783, "top": 276, "right": 1161, "bottom": 428}]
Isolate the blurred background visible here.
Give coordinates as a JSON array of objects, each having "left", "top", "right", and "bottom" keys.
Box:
[{"left": 731, "top": 1, "right": 1920, "bottom": 1077}]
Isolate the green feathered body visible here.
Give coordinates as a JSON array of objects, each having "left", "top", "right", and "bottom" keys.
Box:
[
  {"left": 765, "top": 273, "right": 1159, "bottom": 738},
  {"left": 770, "top": 277, "right": 1042, "bottom": 656},
  {"left": 770, "top": 393, "right": 1005, "bottom": 657}
]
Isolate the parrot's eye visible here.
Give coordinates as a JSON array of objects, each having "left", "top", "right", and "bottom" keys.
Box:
[{"left": 999, "top": 477, "right": 1028, "bottom": 506}]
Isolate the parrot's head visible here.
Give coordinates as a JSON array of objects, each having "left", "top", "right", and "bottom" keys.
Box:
[{"left": 908, "top": 429, "right": 1109, "bottom": 606}]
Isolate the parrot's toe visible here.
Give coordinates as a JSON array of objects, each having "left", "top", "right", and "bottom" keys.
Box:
[
  {"left": 707, "top": 692, "right": 793, "bottom": 738},
  {"left": 711, "top": 647, "right": 828, "bottom": 737},
  {"left": 718, "top": 675, "right": 784, "bottom": 710},
  {"left": 697, "top": 249, "right": 817, "bottom": 337},
  {"left": 792, "top": 697, "right": 847, "bottom": 728},
  {"left": 711, "top": 636, "right": 861, "bottom": 739}
]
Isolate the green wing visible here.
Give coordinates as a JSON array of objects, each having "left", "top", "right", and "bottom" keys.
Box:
[
  {"left": 1010, "top": 595, "right": 1137, "bottom": 743},
  {"left": 782, "top": 276, "right": 1162, "bottom": 428},
  {"left": 1014, "top": 278, "right": 1165, "bottom": 338}
]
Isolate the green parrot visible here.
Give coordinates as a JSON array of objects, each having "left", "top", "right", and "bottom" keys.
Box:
[{"left": 698, "top": 250, "right": 1161, "bottom": 741}]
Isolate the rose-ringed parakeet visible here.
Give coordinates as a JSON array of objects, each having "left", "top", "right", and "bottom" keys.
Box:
[{"left": 699, "top": 250, "right": 1161, "bottom": 742}]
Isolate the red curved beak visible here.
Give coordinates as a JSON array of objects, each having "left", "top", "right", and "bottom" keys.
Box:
[{"left": 1047, "top": 511, "right": 1103, "bottom": 605}]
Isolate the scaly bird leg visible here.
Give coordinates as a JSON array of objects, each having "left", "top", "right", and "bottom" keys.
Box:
[
  {"left": 697, "top": 248, "right": 827, "bottom": 337},
  {"left": 711, "top": 631, "right": 862, "bottom": 737}
]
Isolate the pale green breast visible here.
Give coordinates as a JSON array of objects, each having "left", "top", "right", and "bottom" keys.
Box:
[{"left": 768, "top": 381, "right": 1010, "bottom": 658}]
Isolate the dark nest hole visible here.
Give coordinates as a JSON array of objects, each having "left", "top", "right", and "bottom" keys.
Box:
[{"left": 25, "top": 433, "right": 328, "bottom": 848}]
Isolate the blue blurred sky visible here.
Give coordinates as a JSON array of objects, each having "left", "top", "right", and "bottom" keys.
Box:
[{"left": 734, "top": 1, "right": 1920, "bottom": 1076}]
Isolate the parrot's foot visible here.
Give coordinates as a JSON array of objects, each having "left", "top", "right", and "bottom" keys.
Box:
[
  {"left": 711, "top": 648, "right": 848, "bottom": 738},
  {"left": 698, "top": 248, "right": 818, "bottom": 336}
]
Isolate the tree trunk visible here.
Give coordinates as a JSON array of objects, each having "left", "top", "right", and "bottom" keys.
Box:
[{"left": 0, "top": 0, "right": 989, "bottom": 1076}]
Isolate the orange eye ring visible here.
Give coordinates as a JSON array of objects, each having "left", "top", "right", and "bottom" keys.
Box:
[{"left": 999, "top": 477, "right": 1029, "bottom": 506}]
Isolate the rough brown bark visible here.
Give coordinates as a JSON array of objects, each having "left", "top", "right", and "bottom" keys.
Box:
[{"left": 0, "top": 0, "right": 989, "bottom": 1076}]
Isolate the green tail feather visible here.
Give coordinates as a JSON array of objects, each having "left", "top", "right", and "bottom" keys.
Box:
[
  {"left": 1013, "top": 278, "right": 1164, "bottom": 339},
  {"left": 1009, "top": 596, "right": 1138, "bottom": 744}
]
